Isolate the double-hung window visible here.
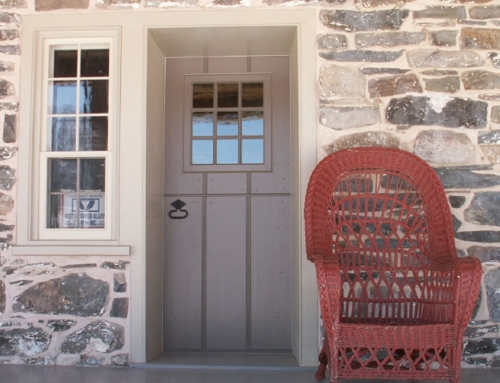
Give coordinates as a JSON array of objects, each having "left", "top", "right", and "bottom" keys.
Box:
[{"left": 35, "top": 31, "right": 119, "bottom": 241}]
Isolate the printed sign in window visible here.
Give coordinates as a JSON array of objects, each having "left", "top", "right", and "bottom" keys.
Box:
[{"left": 60, "top": 194, "right": 105, "bottom": 228}]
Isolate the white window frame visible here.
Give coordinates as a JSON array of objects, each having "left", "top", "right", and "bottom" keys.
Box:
[
  {"left": 184, "top": 73, "right": 272, "bottom": 173},
  {"left": 21, "top": 29, "right": 120, "bottom": 243}
]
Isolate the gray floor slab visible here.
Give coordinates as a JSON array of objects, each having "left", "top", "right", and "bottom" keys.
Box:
[{"left": 0, "top": 364, "right": 497, "bottom": 383}]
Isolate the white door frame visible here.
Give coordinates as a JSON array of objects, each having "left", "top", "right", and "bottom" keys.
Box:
[{"left": 145, "top": 13, "right": 318, "bottom": 365}]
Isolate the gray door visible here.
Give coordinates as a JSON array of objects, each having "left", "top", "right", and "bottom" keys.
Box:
[{"left": 163, "top": 56, "right": 291, "bottom": 351}]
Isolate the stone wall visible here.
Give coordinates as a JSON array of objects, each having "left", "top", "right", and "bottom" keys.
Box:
[{"left": 0, "top": 0, "right": 498, "bottom": 368}]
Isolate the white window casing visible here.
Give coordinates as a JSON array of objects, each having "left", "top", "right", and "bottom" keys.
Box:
[{"left": 15, "top": 27, "right": 127, "bottom": 252}]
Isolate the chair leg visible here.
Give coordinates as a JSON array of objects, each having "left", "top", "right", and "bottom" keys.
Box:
[{"left": 315, "top": 337, "right": 329, "bottom": 380}]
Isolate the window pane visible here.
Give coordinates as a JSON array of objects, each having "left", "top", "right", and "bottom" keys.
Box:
[
  {"left": 193, "top": 83, "right": 213, "bottom": 108},
  {"left": 80, "top": 80, "right": 108, "bottom": 114},
  {"left": 242, "top": 111, "right": 263, "bottom": 136},
  {"left": 242, "top": 83, "right": 263, "bottom": 107},
  {"left": 217, "top": 139, "right": 238, "bottom": 164},
  {"left": 192, "top": 112, "right": 213, "bottom": 136},
  {"left": 192, "top": 140, "right": 213, "bottom": 164},
  {"left": 51, "top": 117, "right": 76, "bottom": 151},
  {"left": 218, "top": 83, "right": 238, "bottom": 108},
  {"left": 81, "top": 49, "right": 109, "bottom": 77},
  {"left": 51, "top": 81, "right": 77, "bottom": 114},
  {"left": 242, "top": 139, "right": 264, "bottom": 164},
  {"left": 49, "top": 193, "right": 105, "bottom": 229},
  {"left": 53, "top": 50, "right": 77, "bottom": 78},
  {"left": 78, "top": 194, "right": 105, "bottom": 228},
  {"left": 80, "top": 158, "right": 105, "bottom": 191},
  {"left": 79, "top": 117, "right": 108, "bottom": 151},
  {"left": 49, "top": 194, "right": 76, "bottom": 228},
  {"left": 50, "top": 159, "right": 77, "bottom": 192},
  {"left": 217, "top": 112, "right": 238, "bottom": 136}
]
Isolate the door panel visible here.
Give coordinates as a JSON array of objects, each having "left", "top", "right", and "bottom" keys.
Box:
[
  {"left": 251, "top": 196, "right": 291, "bottom": 350},
  {"left": 207, "top": 173, "right": 247, "bottom": 195},
  {"left": 206, "top": 196, "right": 247, "bottom": 350},
  {"left": 164, "top": 56, "right": 291, "bottom": 351},
  {"left": 163, "top": 196, "right": 203, "bottom": 349},
  {"left": 164, "top": 58, "right": 204, "bottom": 196}
]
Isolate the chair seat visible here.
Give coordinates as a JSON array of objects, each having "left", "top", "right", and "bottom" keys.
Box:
[{"left": 337, "top": 323, "right": 457, "bottom": 348}]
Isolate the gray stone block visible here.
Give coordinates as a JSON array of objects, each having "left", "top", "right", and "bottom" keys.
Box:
[
  {"left": 423, "top": 76, "right": 460, "bottom": 93},
  {"left": 414, "top": 130, "right": 475, "bottom": 166},
  {"left": 321, "top": 50, "right": 403, "bottom": 62},
  {"left": 61, "top": 320, "right": 124, "bottom": 354},
  {"left": 413, "top": 6, "right": 466, "bottom": 20},
  {"left": 434, "top": 166, "right": 500, "bottom": 189},
  {"left": 368, "top": 74, "right": 422, "bottom": 98},
  {"left": 407, "top": 49, "right": 485, "bottom": 68},
  {"left": 355, "top": 32, "right": 425, "bottom": 48},
  {"left": 0, "top": 327, "right": 51, "bottom": 356},
  {"left": 320, "top": 9, "right": 409, "bottom": 32},
  {"left": 470, "top": 6, "right": 500, "bottom": 19},
  {"left": 461, "top": 28, "right": 500, "bottom": 50},
  {"left": 462, "top": 70, "right": 500, "bottom": 90},
  {"left": 320, "top": 105, "right": 381, "bottom": 130},
  {"left": 13, "top": 273, "right": 109, "bottom": 317},
  {"left": 465, "top": 192, "right": 500, "bottom": 226},
  {"left": 324, "top": 131, "right": 400, "bottom": 154},
  {"left": 468, "top": 246, "right": 500, "bottom": 262},
  {"left": 386, "top": 96, "right": 487, "bottom": 129}
]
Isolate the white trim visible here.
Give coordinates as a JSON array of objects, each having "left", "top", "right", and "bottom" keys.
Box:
[
  {"left": 12, "top": 245, "right": 130, "bottom": 256},
  {"left": 17, "top": 28, "right": 121, "bottom": 243}
]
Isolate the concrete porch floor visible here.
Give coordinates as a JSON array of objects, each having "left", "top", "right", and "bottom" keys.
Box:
[{"left": 0, "top": 362, "right": 497, "bottom": 383}]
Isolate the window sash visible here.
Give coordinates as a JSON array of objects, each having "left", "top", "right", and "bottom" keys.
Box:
[
  {"left": 39, "top": 152, "right": 112, "bottom": 240},
  {"left": 33, "top": 32, "right": 119, "bottom": 241}
]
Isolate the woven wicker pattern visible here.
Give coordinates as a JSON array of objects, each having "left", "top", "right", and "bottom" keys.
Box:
[{"left": 304, "top": 148, "right": 482, "bottom": 383}]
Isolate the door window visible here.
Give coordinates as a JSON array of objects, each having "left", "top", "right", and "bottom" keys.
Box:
[{"left": 185, "top": 75, "right": 271, "bottom": 172}]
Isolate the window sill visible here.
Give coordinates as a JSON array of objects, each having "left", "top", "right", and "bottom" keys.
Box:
[{"left": 12, "top": 245, "right": 130, "bottom": 256}]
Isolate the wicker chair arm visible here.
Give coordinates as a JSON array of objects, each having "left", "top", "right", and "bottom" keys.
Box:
[
  {"left": 455, "top": 257, "right": 482, "bottom": 328},
  {"left": 315, "top": 258, "right": 342, "bottom": 330}
]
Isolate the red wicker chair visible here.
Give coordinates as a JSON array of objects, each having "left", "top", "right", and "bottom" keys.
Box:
[{"left": 304, "top": 147, "right": 482, "bottom": 383}]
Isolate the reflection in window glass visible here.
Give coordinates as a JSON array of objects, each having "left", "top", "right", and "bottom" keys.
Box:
[
  {"left": 79, "top": 117, "right": 108, "bottom": 151},
  {"left": 53, "top": 50, "right": 77, "bottom": 78},
  {"left": 80, "top": 80, "right": 109, "bottom": 114},
  {"left": 242, "top": 139, "right": 264, "bottom": 164},
  {"left": 218, "top": 83, "right": 238, "bottom": 108},
  {"left": 192, "top": 112, "right": 213, "bottom": 136},
  {"left": 242, "top": 83, "right": 263, "bottom": 107},
  {"left": 193, "top": 84, "right": 213, "bottom": 108},
  {"left": 51, "top": 81, "right": 77, "bottom": 114},
  {"left": 51, "top": 117, "right": 76, "bottom": 151},
  {"left": 242, "top": 111, "right": 263, "bottom": 136},
  {"left": 217, "top": 139, "right": 239, "bottom": 164},
  {"left": 192, "top": 140, "right": 214, "bottom": 164},
  {"left": 217, "top": 112, "right": 238, "bottom": 136},
  {"left": 50, "top": 159, "right": 77, "bottom": 192},
  {"left": 80, "top": 159, "right": 105, "bottom": 191},
  {"left": 80, "top": 49, "right": 109, "bottom": 77}
]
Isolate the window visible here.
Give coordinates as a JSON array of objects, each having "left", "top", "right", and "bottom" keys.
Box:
[
  {"left": 184, "top": 74, "right": 272, "bottom": 172},
  {"left": 34, "top": 31, "right": 119, "bottom": 241}
]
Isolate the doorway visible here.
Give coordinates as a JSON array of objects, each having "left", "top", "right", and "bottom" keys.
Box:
[
  {"left": 163, "top": 56, "right": 292, "bottom": 352},
  {"left": 143, "top": 16, "right": 318, "bottom": 366}
]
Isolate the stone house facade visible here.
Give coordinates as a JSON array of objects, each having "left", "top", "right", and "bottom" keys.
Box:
[{"left": 0, "top": 0, "right": 498, "bottom": 369}]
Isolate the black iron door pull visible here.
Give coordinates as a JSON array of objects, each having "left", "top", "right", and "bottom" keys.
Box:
[{"left": 169, "top": 199, "right": 189, "bottom": 219}]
